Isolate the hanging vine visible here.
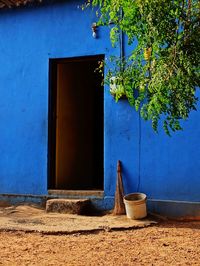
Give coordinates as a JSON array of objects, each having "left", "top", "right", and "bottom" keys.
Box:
[{"left": 85, "top": 0, "right": 200, "bottom": 135}]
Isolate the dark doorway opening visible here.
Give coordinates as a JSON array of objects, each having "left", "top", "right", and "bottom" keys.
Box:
[{"left": 48, "top": 55, "right": 104, "bottom": 190}]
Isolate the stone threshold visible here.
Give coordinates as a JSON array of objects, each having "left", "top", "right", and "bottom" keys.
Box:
[{"left": 48, "top": 190, "right": 104, "bottom": 198}]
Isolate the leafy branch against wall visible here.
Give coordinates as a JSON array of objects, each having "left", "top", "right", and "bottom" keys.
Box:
[{"left": 87, "top": 0, "right": 200, "bottom": 135}]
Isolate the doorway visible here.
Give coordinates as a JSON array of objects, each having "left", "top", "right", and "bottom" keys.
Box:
[{"left": 48, "top": 55, "right": 104, "bottom": 190}]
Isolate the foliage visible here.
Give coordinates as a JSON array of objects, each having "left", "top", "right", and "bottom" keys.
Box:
[{"left": 86, "top": 0, "right": 200, "bottom": 135}]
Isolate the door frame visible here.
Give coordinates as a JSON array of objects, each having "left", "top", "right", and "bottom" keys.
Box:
[{"left": 47, "top": 54, "right": 104, "bottom": 190}]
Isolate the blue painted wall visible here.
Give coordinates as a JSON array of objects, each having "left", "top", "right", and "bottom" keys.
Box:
[
  {"left": 139, "top": 102, "right": 200, "bottom": 202},
  {"left": 0, "top": 0, "right": 199, "bottom": 209}
]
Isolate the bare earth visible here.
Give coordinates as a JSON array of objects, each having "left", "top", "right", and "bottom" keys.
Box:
[
  {"left": 0, "top": 206, "right": 199, "bottom": 265},
  {"left": 0, "top": 220, "right": 200, "bottom": 265}
]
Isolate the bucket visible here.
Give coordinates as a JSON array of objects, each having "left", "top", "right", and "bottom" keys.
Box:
[{"left": 123, "top": 193, "right": 147, "bottom": 219}]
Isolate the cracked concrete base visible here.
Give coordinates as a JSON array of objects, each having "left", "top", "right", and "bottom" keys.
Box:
[{"left": 0, "top": 205, "right": 156, "bottom": 234}]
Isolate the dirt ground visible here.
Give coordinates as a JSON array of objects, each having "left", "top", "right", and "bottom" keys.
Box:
[
  {"left": 0, "top": 219, "right": 200, "bottom": 265},
  {"left": 0, "top": 205, "right": 155, "bottom": 233}
]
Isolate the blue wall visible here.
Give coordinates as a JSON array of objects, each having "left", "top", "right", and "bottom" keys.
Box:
[
  {"left": 139, "top": 104, "right": 200, "bottom": 202},
  {"left": 0, "top": 0, "right": 200, "bottom": 208}
]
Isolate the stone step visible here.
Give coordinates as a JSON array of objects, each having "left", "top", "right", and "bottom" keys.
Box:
[{"left": 46, "top": 198, "right": 90, "bottom": 215}]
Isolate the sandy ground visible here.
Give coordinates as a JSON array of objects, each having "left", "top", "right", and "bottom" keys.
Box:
[
  {"left": 0, "top": 205, "right": 200, "bottom": 265},
  {"left": 0, "top": 220, "right": 200, "bottom": 265}
]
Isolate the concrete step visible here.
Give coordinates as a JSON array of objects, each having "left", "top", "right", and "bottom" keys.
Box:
[{"left": 46, "top": 198, "right": 90, "bottom": 215}]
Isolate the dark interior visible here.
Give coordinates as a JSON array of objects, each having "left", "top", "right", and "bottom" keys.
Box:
[{"left": 48, "top": 55, "right": 104, "bottom": 190}]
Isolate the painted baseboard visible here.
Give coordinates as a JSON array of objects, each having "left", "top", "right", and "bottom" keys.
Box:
[
  {"left": 148, "top": 199, "right": 200, "bottom": 219},
  {"left": 0, "top": 193, "right": 48, "bottom": 207}
]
